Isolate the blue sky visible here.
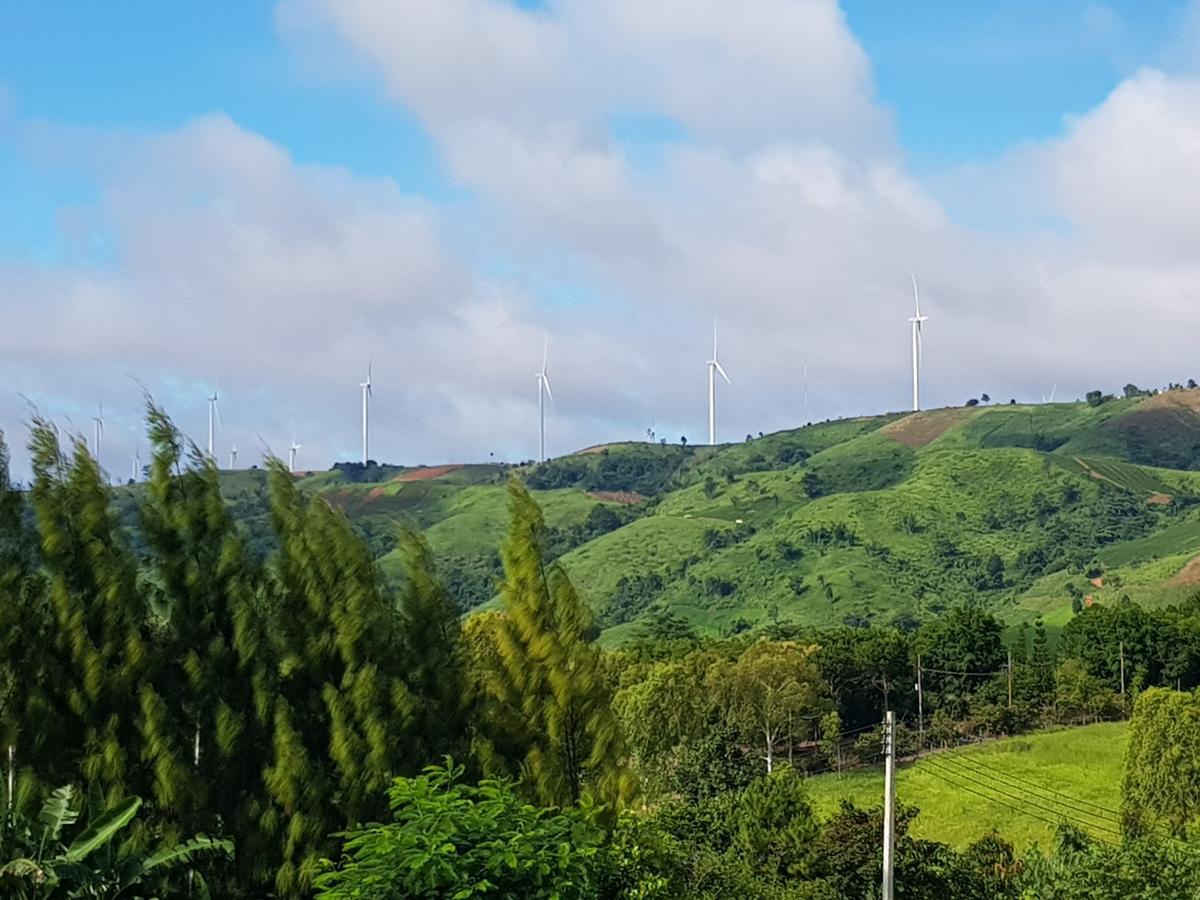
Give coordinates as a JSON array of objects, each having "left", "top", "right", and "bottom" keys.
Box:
[
  {"left": 2, "top": 1, "right": 1200, "bottom": 474},
  {"left": 1, "top": 0, "right": 1186, "bottom": 254}
]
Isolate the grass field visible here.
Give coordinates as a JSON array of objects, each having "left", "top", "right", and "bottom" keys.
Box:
[{"left": 805, "top": 722, "right": 1127, "bottom": 850}]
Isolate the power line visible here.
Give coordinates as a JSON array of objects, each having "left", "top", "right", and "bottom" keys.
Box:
[
  {"left": 928, "top": 754, "right": 1120, "bottom": 833},
  {"left": 920, "top": 757, "right": 1121, "bottom": 841},
  {"left": 943, "top": 751, "right": 1122, "bottom": 818},
  {"left": 919, "top": 666, "right": 1006, "bottom": 677}
]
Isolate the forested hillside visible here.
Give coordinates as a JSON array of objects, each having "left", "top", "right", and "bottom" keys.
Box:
[{"left": 161, "top": 388, "right": 1200, "bottom": 642}]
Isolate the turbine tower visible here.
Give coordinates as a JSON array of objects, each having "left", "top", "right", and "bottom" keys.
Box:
[
  {"left": 289, "top": 436, "right": 301, "bottom": 474},
  {"left": 92, "top": 403, "right": 104, "bottom": 463},
  {"left": 229, "top": 445, "right": 238, "bottom": 470},
  {"left": 359, "top": 361, "right": 372, "bottom": 465},
  {"left": 535, "top": 337, "right": 553, "bottom": 462},
  {"left": 132, "top": 447, "right": 141, "bottom": 483},
  {"left": 908, "top": 276, "right": 928, "bottom": 411},
  {"left": 706, "top": 320, "right": 731, "bottom": 445},
  {"left": 206, "top": 378, "right": 220, "bottom": 459}
]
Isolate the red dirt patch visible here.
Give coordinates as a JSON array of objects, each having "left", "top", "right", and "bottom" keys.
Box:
[
  {"left": 1090, "top": 576, "right": 1104, "bottom": 588},
  {"left": 574, "top": 443, "right": 626, "bottom": 455},
  {"left": 1148, "top": 492, "right": 1173, "bottom": 505},
  {"left": 1170, "top": 554, "right": 1200, "bottom": 587},
  {"left": 881, "top": 408, "right": 976, "bottom": 448},
  {"left": 588, "top": 490, "right": 645, "bottom": 505},
  {"left": 391, "top": 464, "right": 463, "bottom": 482},
  {"left": 1129, "top": 388, "right": 1200, "bottom": 415}
]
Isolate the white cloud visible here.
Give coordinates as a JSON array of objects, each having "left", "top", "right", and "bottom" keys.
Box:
[{"left": 10, "top": 3, "right": 1200, "bottom": 482}]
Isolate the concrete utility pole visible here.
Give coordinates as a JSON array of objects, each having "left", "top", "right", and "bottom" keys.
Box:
[
  {"left": 882, "top": 711, "right": 896, "bottom": 900},
  {"left": 915, "top": 655, "right": 924, "bottom": 752},
  {"left": 1119, "top": 641, "right": 1126, "bottom": 696},
  {"left": 1007, "top": 650, "right": 1013, "bottom": 708}
]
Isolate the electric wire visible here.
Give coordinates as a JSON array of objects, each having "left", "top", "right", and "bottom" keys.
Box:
[
  {"left": 927, "top": 754, "right": 1120, "bottom": 833},
  {"left": 941, "top": 750, "right": 1122, "bottom": 818},
  {"left": 920, "top": 757, "right": 1119, "bottom": 843}
]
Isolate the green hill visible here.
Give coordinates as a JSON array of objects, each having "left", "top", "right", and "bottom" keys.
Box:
[{"left": 193, "top": 390, "right": 1200, "bottom": 639}]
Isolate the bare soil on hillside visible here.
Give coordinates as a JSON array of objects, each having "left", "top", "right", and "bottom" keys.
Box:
[
  {"left": 882, "top": 408, "right": 976, "bottom": 448},
  {"left": 1169, "top": 554, "right": 1200, "bottom": 586}
]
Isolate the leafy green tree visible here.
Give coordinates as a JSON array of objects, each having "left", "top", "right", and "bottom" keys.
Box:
[
  {"left": 0, "top": 785, "right": 231, "bottom": 899},
  {"left": 1017, "top": 825, "right": 1200, "bottom": 898},
  {"left": 476, "top": 478, "right": 633, "bottom": 811},
  {"left": 614, "top": 651, "right": 715, "bottom": 766},
  {"left": 314, "top": 761, "right": 606, "bottom": 900},
  {"left": 1122, "top": 687, "right": 1200, "bottom": 837},
  {"left": 708, "top": 640, "right": 828, "bottom": 773}
]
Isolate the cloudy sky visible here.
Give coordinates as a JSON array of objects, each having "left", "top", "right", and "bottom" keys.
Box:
[{"left": 3, "top": 0, "right": 1200, "bottom": 479}]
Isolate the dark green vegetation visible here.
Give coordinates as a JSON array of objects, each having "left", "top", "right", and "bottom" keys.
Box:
[
  {"left": 9, "top": 391, "right": 1200, "bottom": 896},
  {"left": 158, "top": 389, "right": 1200, "bottom": 643}
]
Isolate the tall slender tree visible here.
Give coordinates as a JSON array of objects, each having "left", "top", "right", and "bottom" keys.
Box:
[
  {"left": 27, "top": 420, "right": 149, "bottom": 804},
  {"left": 478, "top": 477, "right": 633, "bottom": 811},
  {"left": 261, "top": 460, "right": 415, "bottom": 895},
  {"left": 136, "top": 404, "right": 274, "bottom": 888}
]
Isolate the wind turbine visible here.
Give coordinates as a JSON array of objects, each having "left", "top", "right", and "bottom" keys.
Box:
[
  {"left": 289, "top": 433, "right": 301, "bottom": 474},
  {"left": 1041, "top": 384, "right": 1058, "bottom": 404},
  {"left": 132, "top": 447, "right": 141, "bottom": 483},
  {"left": 535, "top": 337, "right": 553, "bottom": 462},
  {"left": 908, "top": 276, "right": 928, "bottom": 411},
  {"left": 229, "top": 445, "right": 238, "bottom": 470},
  {"left": 206, "top": 378, "right": 220, "bottom": 460},
  {"left": 359, "top": 361, "right": 372, "bottom": 465},
  {"left": 706, "top": 320, "right": 731, "bottom": 445},
  {"left": 92, "top": 403, "right": 104, "bottom": 463}
]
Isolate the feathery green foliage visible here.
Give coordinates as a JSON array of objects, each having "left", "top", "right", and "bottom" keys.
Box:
[
  {"left": 28, "top": 420, "right": 148, "bottom": 804},
  {"left": 477, "top": 477, "right": 634, "bottom": 811}
]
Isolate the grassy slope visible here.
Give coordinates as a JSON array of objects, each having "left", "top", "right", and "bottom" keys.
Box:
[
  {"left": 187, "top": 391, "right": 1200, "bottom": 636},
  {"left": 806, "top": 722, "right": 1127, "bottom": 850}
]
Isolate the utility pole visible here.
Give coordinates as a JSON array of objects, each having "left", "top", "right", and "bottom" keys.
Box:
[
  {"left": 5, "top": 744, "right": 12, "bottom": 811},
  {"left": 915, "top": 655, "right": 924, "bottom": 752},
  {"left": 1119, "top": 641, "right": 1126, "bottom": 696},
  {"left": 882, "top": 710, "right": 895, "bottom": 900},
  {"left": 1007, "top": 650, "right": 1013, "bottom": 708}
]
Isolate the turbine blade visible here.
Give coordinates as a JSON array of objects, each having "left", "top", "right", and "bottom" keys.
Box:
[
  {"left": 543, "top": 375, "right": 553, "bottom": 403},
  {"left": 542, "top": 335, "right": 548, "bottom": 372},
  {"left": 911, "top": 274, "right": 921, "bottom": 318},
  {"left": 715, "top": 360, "right": 731, "bottom": 384}
]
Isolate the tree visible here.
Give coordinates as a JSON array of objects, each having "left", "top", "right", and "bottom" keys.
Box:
[
  {"left": 314, "top": 761, "right": 606, "bottom": 900},
  {"left": 1122, "top": 687, "right": 1200, "bottom": 836},
  {"left": 478, "top": 478, "right": 633, "bottom": 811},
  {"left": 614, "top": 652, "right": 715, "bottom": 765},
  {"left": 709, "top": 640, "right": 828, "bottom": 773},
  {"left": 136, "top": 405, "right": 273, "bottom": 881},
  {"left": 261, "top": 459, "right": 418, "bottom": 895},
  {"left": 0, "top": 784, "right": 231, "bottom": 898},
  {"left": 27, "top": 420, "right": 149, "bottom": 805}
]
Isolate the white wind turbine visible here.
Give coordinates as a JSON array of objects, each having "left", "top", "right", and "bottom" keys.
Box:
[
  {"left": 908, "top": 276, "right": 929, "bottom": 411},
  {"left": 359, "top": 361, "right": 373, "bottom": 465},
  {"left": 92, "top": 403, "right": 104, "bottom": 463},
  {"left": 707, "top": 320, "right": 731, "bottom": 445},
  {"left": 1041, "top": 384, "right": 1058, "bottom": 404},
  {"left": 535, "top": 337, "right": 553, "bottom": 462},
  {"left": 229, "top": 445, "right": 238, "bottom": 470},
  {"left": 289, "top": 432, "right": 301, "bottom": 474},
  {"left": 206, "top": 378, "right": 220, "bottom": 460},
  {"left": 132, "top": 447, "right": 141, "bottom": 483}
]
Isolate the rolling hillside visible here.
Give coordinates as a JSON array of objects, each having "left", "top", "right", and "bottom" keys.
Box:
[{"left": 195, "top": 389, "right": 1200, "bottom": 640}]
